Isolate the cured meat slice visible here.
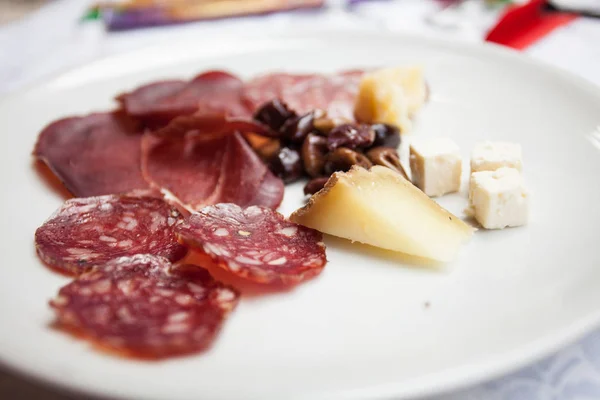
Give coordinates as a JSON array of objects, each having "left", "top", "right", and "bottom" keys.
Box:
[
  {"left": 242, "top": 70, "right": 365, "bottom": 120},
  {"left": 176, "top": 204, "right": 327, "bottom": 284},
  {"left": 50, "top": 254, "right": 239, "bottom": 359},
  {"left": 118, "top": 71, "right": 250, "bottom": 126},
  {"left": 35, "top": 192, "right": 187, "bottom": 276},
  {"left": 141, "top": 132, "right": 284, "bottom": 211},
  {"left": 33, "top": 112, "right": 149, "bottom": 197},
  {"left": 242, "top": 73, "right": 315, "bottom": 113},
  {"left": 152, "top": 112, "right": 276, "bottom": 139}
]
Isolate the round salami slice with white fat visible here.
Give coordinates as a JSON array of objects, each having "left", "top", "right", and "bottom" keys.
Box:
[
  {"left": 175, "top": 204, "right": 327, "bottom": 284},
  {"left": 35, "top": 192, "right": 187, "bottom": 276},
  {"left": 50, "top": 254, "right": 239, "bottom": 359}
]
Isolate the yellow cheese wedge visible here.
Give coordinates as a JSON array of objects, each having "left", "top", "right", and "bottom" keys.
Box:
[
  {"left": 354, "top": 66, "right": 427, "bottom": 133},
  {"left": 290, "top": 166, "right": 474, "bottom": 262}
]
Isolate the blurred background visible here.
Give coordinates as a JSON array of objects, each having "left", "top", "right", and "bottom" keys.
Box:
[
  {"left": 2, "top": 1, "right": 600, "bottom": 399},
  {"left": 1, "top": 0, "right": 600, "bottom": 96}
]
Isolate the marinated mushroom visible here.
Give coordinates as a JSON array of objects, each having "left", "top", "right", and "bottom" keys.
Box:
[
  {"left": 304, "top": 176, "right": 330, "bottom": 196},
  {"left": 324, "top": 148, "right": 373, "bottom": 175},
  {"left": 302, "top": 133, "right": 329, "bottom": 178},
  {"left": 366, "top": 147, "right": 408, "bottom": 179},
  {"left": 313, "top": 116, "right": 352, "bottom": 136}
]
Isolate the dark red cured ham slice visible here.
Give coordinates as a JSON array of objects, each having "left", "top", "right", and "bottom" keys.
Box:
[
  {"left": 33, "top": 112, "right": 149, "bottom": 198},
  {"left": 141, "top": 132, "right": 284, "bottom": 211},
  {"left": 242, "top": 70, "right": 365, "bottom": 120},
  {"left": 35, "top": 192, "right": 187, "bottom": 276},
  {"left": 176, "top": 204, "right": 327, "bottom": 284},
  {"left": 152, "top": 112, "right": 276, "bottom": 139},
  {"left": 242, "top": 73, "right": 315, "bottom": 113},
  {"left": 118, "top": 71, "right": 250, "bottom": 126},
  {"left": 50, "top": 254, "right": 239, "bottom": 359}
]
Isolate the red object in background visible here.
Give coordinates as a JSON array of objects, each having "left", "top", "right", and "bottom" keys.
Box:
[{"left": 485, "top": 0, "right": 578, "bottom": 50}]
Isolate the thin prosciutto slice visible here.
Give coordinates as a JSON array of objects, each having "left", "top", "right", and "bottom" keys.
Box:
[
  {"left": 33, "top": 112, "right": 149, "bottom": 197},
  {"left": 118, "top": 71, "right": 250, "bottom": 127},
  {"left": 141, "top": 131, "right": 284, "bottom": 211},
  {"left": 242, "top": 70, "right": 365, "bottom": 120}
]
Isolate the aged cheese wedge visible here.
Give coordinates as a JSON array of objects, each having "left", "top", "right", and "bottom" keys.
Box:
[
  {"left": 290, "top": 166, "right": 474, "bottom": 262},
  {"left": 354, "top": 66, "right": 427, "bottom": 133}
]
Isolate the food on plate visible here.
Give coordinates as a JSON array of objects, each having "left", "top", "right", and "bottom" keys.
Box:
[
  {"left": 466, "top": 167, "right": 529, "bottom": 229},
  {"left": 470, "top": 141, "right": 523, "bottom": 173},
  {"left": 175, "top": 204, "right": 327, "bottom": 284},
  {"left": 291, "top": 166, "right": 474, "bottom": 262},
  {"left": 354, "top": 67, "right": 427, "bottom": 133},
  {"left": 152, "top": 112, "right": 275, "bottom": 139},
  {"left": 303, "top": 176, "right": 330, "bottom": 195},
  {"left": 29, "top": 64, "right": 533, "bottom": 361},
  {"left": 252, "top": 100, "right": 405, "bottom": 189},
  {"left": 323, "top": 147, "right": 373, "bottom": 175},
  {"left": 35, "top": 192, "right": 187, "bottom": 275},
  {"left": 50, "top": 254, "right": 239, "bottom": 359},
  {"left": 243, "top": 70, "right": 364, "bottom": 119},
  {"left": 366, "top": 147, "right": 408, "bottom": 179},
  {"left": 33, "top": 112, "right": 149, "bottom": 197},
  {"left": 410, "top": 138, "right": 462, "bottom": 197},
  {"left": 141, "top": 131, "right": 284, "bottom": 211},
  {"left": 118, "top": 70, "right": 250, "bottom": 127}
]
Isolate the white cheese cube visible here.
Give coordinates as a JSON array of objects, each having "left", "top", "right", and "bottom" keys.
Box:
[
  {"left": 467, "top": 167, "right": 529, "bottom": 229},
  {"left": 409, "top": 138, "right": 462, "bottom": 197},
  {"left": 471, "top": 141, "right": 522, "bottom": 173}
]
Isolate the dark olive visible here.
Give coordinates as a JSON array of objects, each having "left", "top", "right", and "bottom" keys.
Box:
[
  {"left": 301, "top": 133, "right": 328, "bottom": 178},
  {"left": 304, "top": 177, "right": 330, "bottom": 196},
  {"left": 324, "top": 148, "right": 373, "bottom": 175},
  {"left": 280, "top": 112, "right": 319, "bottom": 144},
  {"left": 327, "top": 124, "right": 375, "bottom": 151},
  {"left": 253, "top": 99, "right": 296, "bottom": 132},
  {"left": 371, "top": 123, "right": 401, "bottom": 148},
  {"left": 269, "top": 147, "right": 304, "bottom": 183},
  {"left": 366, "top": 147, "right": 408, "bottom": 179}
]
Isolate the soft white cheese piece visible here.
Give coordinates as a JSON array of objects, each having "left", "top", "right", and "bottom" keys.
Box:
[
  {"left": 467, "top": 167, "right": 529, "bottom": 229},
  {"left": 471, "top": 141, "right": 523, "bottom": 173},
  {"left": 409, "top": 138, "right": 462, "bottom": 197}
]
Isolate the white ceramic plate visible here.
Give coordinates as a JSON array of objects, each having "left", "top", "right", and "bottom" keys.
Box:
[{"left": 1, "top": 31, "right": 600, "bottom": 400}]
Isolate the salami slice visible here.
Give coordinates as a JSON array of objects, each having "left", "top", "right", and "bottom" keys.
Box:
[
  {"left": 50, "top": 254, "right": 239, "bottom": 359},
  {"left": 141, "top": 132, "right": 284, "bottom": 211},
  {"left": 175, "top": 204, "right": 327, "bottom": 284},
  {"left": 35, "top": 192, "right": 187, "bottom": 276},
  {"left": 242, "top": 70, "right": 365, "bottom": 120},
  {"left": 118, "top": 71, "right": 250, "bottom": 126},
  {"left": 33, "top": 112, "right": 149, "bottom": 198}
]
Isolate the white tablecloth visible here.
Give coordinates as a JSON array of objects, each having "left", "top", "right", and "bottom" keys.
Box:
[{"left": 2, "top": 1, "right": 600, "bottom": 399}]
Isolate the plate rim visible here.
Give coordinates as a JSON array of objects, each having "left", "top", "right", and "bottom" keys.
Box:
[{"left": 1, "top": 29, "right": 600, "bottom": 400}]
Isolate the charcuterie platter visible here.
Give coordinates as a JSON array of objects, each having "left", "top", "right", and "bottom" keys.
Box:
[{"left": 1, "top": 32, "right": 600, "bottom": 400}]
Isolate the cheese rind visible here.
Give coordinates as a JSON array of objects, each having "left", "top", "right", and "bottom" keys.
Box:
[
  {"left": 471, "top": 141, "right": 522, "bottom": 173},
  {"left": 410, "top": 138, "right": 462, "bottom": 197},
  {"left": 467, "top": 167, "right": 529, "bottom": 229},
  {"left": 290, "top": 166, "right": 474, "bottom": 262}
]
